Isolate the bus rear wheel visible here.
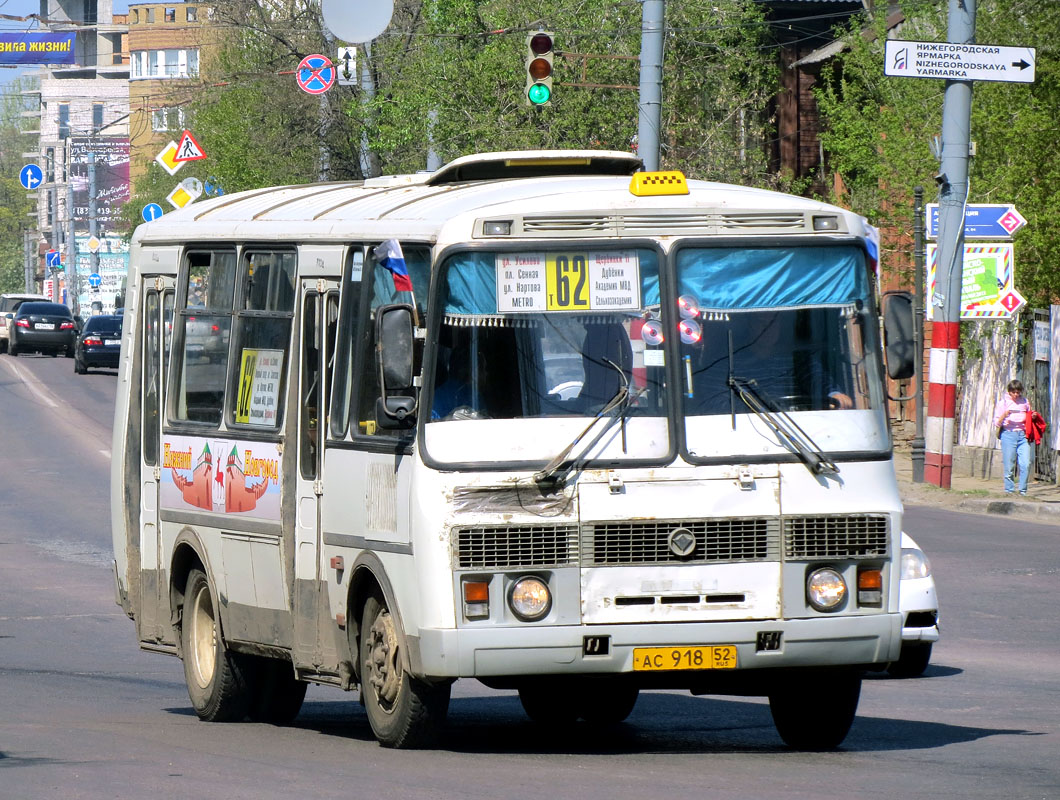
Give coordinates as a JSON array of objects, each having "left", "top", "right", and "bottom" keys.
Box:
[
  {"left": 768, "top": 670, "right": 861, "bottom": 750},
  {"left": 181, "top": 568, "right": 254, "bottom": 722},
  {"left": 359, "top": 595, "right": 450, "bottom": 748}
]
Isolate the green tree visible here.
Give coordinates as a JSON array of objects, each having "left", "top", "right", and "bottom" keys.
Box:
[
  {"left": 0, "top": 77, "right": 36, "bottom": 292},
  {"left": 815, "top": 0, "right": 1060, "bottom": 306},
  {"left": 355, "top": 0, "right": 777, "bottom": 182}
]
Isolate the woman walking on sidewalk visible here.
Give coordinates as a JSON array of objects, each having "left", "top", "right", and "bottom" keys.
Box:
[{"left": 994, "top": 379, "right": 1031, "bottom": 495}]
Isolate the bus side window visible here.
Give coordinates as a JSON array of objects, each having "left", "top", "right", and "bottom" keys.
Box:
[
  {"left": 299, "top": 293, "right": 320, "bottom": 478},
  {"left": 353, "top": 243, "right": 430, "bottom": 437},
  {"left": 143, "top": 290, "right": 161, "bottom": 466},
  {"left": 329, "top": 250, "right": 364, "bottom": 439},
  {"left": 172, "top": 250, "right": 236, "bottom": 425},
  {"left": 229, "top": 250, "right": 297, "bottom": 429}
]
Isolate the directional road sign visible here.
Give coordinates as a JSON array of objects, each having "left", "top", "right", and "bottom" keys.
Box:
[
  {"left": 337, "top": 46, "right": 357, "bottom": 85},
  {"left": 19, "top": 163, "right": 44, "bottom": 190},
  {"left": 142, "top": 202, "right": 164, "bottom": 222},
  {"left": 45, "top": 249, "right": 61, "bottom": 268},
  {"left": 296, "top": 54, "right": 335, "bottom": 95},
  {"left": 88, "top": 272, "right": 102, "bottom": 288},
  {"left": 926, "top": 242, "right": 1022, "bottom": 319},
  {"left": 884, "top": 40, "right": 1035, "bottom": 84},
  {"left": 927, "top": 203, "right": 1027, "bottom": 239}
]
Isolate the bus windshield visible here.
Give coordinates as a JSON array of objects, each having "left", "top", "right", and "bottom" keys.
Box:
[
  {"left": 424, "top": 247, "right": 671, "bottom": 468},
  {"left": 675, "top": 244, "right": 890, "bottom": 460}
]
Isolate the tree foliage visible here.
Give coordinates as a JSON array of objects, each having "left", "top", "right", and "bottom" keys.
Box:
[
  {"left": 126, "top": 0, "right": 779, "bottom": 213},
  {"left": 0, "top": 78, "right": 36, "bottom": 293},
  {"left": 815, "top": 0, "right": 1060, "bottom": 306}
]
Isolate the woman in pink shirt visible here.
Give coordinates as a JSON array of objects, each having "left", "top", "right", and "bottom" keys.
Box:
[{"left": 993, "top": 379, "right": 1031, "bottom": 495}]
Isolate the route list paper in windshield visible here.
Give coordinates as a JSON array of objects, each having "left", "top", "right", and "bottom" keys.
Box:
[{"left": 496, "top": 251, "right": 641, "bottom": 312}]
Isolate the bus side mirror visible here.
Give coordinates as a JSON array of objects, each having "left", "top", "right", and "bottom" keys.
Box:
[
  {"left": 375, "top": 303, "right": 417, "bottom": 429},
  {"left": 881, "top": 291, "right": 915, "bottom": 380}
]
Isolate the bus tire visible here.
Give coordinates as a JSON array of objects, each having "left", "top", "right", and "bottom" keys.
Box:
[
  {"left": 181, "top": 568, "right": 254, "bottom": 722},
  {"left": 359, "top": 594, "right": 450, "bottom": 748},
  {"left": 518, "top": 680, "right": 579, "bottom": 725},
  {"left": 577, "top": 681, "right": 639, "bottom": 724},
  {"left": 248, "top": 657, "right": 307, "bottom": 724},
  {"left": 768, "top": 670, "right": 861, "bottom": 750},
  {"left": 887, "top": 643, "right": 932, "bottom": 678}
]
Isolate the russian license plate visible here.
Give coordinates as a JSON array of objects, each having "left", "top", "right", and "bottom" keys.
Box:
[
  {"left": 633, "top": 645, "right": 738, "bottom": 672},
  {"left": 35, "top": 323, "right": 55, "bottom": 330},
  {"left": 105, "top": 339, "right": 120, "bottom": 346}
]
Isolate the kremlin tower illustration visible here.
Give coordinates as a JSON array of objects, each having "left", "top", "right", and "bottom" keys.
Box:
[{"left": 171, "top": 443, "right": 269, "bottom": 512}]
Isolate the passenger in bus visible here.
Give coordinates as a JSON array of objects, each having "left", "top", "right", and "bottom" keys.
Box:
[{"left": 431, "top": 346, "right": 482, "bottom": 420}]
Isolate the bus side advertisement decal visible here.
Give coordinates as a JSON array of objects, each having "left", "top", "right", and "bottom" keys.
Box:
[{"left": 160, "top": 435, "right": 281, "bottom": 520}]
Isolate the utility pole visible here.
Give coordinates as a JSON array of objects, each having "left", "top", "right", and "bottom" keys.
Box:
[
  {"left": 924, "top": 0, "right": 976, "bottom": 489},
  {"left": 637, "top": 0, "right": 664, "bottom": 171},
  {"left": 912, "top": 187, "right": 926, "bottom": 483},
  {"left": 66, "top": 173, "right": 77, "bottom": 315}
]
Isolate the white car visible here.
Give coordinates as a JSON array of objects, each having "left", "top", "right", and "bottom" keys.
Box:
[{"left": 890, "top": 531, "right": 940, "bottom": 677}]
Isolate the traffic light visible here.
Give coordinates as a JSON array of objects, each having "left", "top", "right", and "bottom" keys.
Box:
[{"left": 525, "top": 32, "right": 554, "bottom": 106}]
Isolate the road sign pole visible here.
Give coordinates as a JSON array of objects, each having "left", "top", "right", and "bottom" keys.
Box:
[
  {"left": 637, "top": 0, "right": 664, "bottom": 172},
  {"left": 926, "top": 0, "right": 976, "bottom": 489}
]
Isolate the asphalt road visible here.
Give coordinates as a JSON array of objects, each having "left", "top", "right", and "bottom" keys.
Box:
[{"left": 1, "top": 353, "right": 1058, "bottom": 799}]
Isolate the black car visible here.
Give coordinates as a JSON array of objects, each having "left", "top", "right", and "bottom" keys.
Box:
[
  {"left": 74, "top": 314, "right": 123, "bottom": 373},
  {"left": 6, "top": 302, "right": 76, "bottom": 357}
]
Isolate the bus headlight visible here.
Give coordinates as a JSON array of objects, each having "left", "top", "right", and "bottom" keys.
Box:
[
  {"left": 807, "top": 567, "right": 847, "bottom": 612},
  {"left": 901, "top": 547, "right": 931, "bottom": 580},
  {"left": 508, "top": 576, "right": 551, "bottom": 621}
]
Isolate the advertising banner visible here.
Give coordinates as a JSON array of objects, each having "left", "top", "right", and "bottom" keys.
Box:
[
  {"left": 70, "top": 137, "right": 131, "bottom": 229},
  {"left": 0, "top": 33, "right": 76, "bottom": 65}
]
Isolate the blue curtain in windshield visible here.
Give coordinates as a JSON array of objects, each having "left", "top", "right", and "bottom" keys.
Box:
[
  {"left": 676, "top": 246, "right": 867, "bottom": 310},
  {"left": 443, "top": 249, "right": 661, "bottom": 314}
]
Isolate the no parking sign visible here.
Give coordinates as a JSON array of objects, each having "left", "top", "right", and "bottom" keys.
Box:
[{"left": 296, "top": 54, "right": 335, "bottom": 95}]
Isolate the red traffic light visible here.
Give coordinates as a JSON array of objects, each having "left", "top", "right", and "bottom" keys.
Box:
[{"left": 529, "top": 33, "right": 553, "bottom": 55}]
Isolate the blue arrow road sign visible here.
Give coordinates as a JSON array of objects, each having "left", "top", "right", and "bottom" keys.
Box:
[
  {"left": 19, "top": 163, "right": 44, "bottom": 190},
  {"left": 141, "top": 202, "right": 164, "bottom": 222},
  {"left": 46, "top": 249, "right": 61, "bottom": 268},
  {"left": 88, "top": 273, "right": 102, "bottom": 288},
  {"left": 927, "top": 203, "right": 1027, "bottom": 239}
]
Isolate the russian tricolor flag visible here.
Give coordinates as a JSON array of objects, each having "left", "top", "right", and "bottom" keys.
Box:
[{"left": 374, "top": 239, "right": 414, "bottom": 292}]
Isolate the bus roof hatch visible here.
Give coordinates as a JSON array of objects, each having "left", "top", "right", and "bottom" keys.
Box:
[{"left": 426, "top": 150, "right": 644, "bottom": 185}]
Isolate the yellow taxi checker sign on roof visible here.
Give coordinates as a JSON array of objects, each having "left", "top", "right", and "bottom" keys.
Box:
[{"left": 629, "top": 170, "right": 689, "bottom": 196}]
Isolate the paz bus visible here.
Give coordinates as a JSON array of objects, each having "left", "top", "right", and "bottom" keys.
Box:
[{"left": 111, "top": 150, "right": 914, "bottom": 749}]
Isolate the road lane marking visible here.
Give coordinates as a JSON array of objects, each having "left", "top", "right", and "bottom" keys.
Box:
[{"left": 7, "top": 361, "right": 57, "bottom": 408}]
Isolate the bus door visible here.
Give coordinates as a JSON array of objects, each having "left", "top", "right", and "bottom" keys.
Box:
[
  {"left": 139, "top": 277, "right": 174, "bottom": 643},
  {"left": 293, "top": 280, "right": 340, "bottom": 664}
]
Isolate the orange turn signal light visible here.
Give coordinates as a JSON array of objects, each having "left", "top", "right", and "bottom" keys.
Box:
[{"left": 463, "top": 581, "right": 490, "bottom": 604}]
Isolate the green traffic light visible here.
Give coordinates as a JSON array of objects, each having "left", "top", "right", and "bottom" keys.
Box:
[{"left": 528, "top": 82, "right": 551, "bottom": 105}]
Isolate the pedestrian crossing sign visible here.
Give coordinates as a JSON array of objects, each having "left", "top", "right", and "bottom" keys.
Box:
[{"left": 174, "top": 129, "right": 207, "bottom": 163}]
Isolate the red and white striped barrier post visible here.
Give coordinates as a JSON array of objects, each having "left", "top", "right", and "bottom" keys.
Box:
[{"left": 925, "top": 321, "right": 960, "bottom": 487}]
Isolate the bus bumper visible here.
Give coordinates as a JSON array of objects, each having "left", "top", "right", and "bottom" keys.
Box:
[{"left": 410, "top": 613, "right": 902, "bottom": 679}]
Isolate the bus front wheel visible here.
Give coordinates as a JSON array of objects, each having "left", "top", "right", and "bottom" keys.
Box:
[
  {"left": 768, "top": 670, "right": 861, "bottom": 750},
  {"left": 181, "top": 568, "right": 254, "bottom": 722},
  {"left": 359, "top": 595, "right": 450, "bottom": 748}
]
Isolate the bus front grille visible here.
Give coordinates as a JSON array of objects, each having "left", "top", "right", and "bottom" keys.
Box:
[
  {"left": 455, "top": 524, "right": 579, "bottom": 569},
  {"left": 584, "top": 518, "right": 780, "bottom": 566},
  {"left": 783, "top": 515, "right": 889, "bottom": 559}
]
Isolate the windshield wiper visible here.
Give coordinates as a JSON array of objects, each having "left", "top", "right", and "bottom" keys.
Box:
[
  {"left": 534, "top": 358, "right": 637, "bottom": 487},
  {"left": 727, "top": 375, "right": 839, "bottom": 476}
]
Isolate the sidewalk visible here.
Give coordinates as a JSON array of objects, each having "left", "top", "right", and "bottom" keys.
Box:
[{"left": 893, "top": 445, "right": 1060, "bottom": 526}]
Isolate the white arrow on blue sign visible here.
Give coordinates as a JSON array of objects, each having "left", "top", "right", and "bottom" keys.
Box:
[
  {"left": 45, "top": 249, "right": 61, "bottom": 268},
  {"left": 141, "top": 202, "right": 164, "bottom": 222},
  {"left": 88, "top": 272, "right": 102, "bottom": 288},
  {"left": 19, "top": 163, "right": 44, "bottom": 190},
  {"left": 927, "top": 203, "right": 1027, "bottom": 239}
]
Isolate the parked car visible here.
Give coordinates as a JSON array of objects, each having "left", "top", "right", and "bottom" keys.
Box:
[
  {"left": 889, "top": 531, "right": 940, "bottom": 677},
  {"left": 0, "top": 293, "right": 48, "bottom": 353},
  {"left": 6, "top": 301, "right": 76, "bottom": 357},
  {"left": 74, "top": 314, "right": 123, "bottom": 373}
]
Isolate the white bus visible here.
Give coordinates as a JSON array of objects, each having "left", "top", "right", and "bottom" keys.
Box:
[{"left": 112, "top": 151, "right": 915, "bottom": 749}]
